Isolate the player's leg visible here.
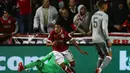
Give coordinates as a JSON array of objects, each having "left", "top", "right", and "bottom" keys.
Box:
[
  {"left": 94, "top": 43, "right": 104, "bottom": 68},
  {"left": 18, "top": 60, "right": 44, "bottom": 72},
  {"left": 53, "top": 51, "right": 73, "bottom": 73},
  {"left": 94, "top": 43, "right": 105, "bottom": 73},
  {"left": 99, "top": 43, "right": 112, "bottom": 70},
  {"left": 18, "top": 62, "right": 24, "bottom": 72},
  {"left": 63, "top": 49, "right": 76, "bottom": 73},
  {"left": 95, "top": 43, "right": 112, "bottom": 73}
]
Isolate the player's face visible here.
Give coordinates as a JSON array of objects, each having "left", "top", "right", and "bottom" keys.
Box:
[
  {"left": 43, "top": 0, "right": 50, "bottom": 8},
  {"left": 104, "top": 4, "right": 108, "bottom": 12},
  {"left": 55, "top": 25, "right": 61, "bottom": 33},
  {"left": 3, "top": 11, "right": 9, "bottom": 18}
]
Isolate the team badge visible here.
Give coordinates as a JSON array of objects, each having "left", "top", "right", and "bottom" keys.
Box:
[
  {"left": 61, "top": 34, "right": 64, "bottom": 38},
  {"left": 8, "top": 20, "right": 11, "bottom": 24}
]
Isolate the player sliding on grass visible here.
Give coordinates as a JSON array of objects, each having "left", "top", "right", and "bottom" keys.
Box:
[
  {"left": 18, "top": 52, "right": 69, "bottom": 73},
  {"left": 46, "top": 23, "right": 88, "bottom": 73}
]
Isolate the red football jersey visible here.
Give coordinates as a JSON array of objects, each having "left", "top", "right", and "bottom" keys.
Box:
[
  {"left": 17, "top": 0, "right": 32, "bottom": 15},
  {"left": 47, "top": 29, "right": 72, "bottom": 52},
  {"left": 0, "top": 16, "right": 16, "bottom": 34}
]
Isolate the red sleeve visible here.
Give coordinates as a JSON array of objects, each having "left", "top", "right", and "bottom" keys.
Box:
[
  {"left": 121, "top": 20, "right": 128, "bottom": 27},
  {"left": 47, "top": 31, "right": 54, "bottom": 42},
  {"left": 65, "top": 31, "right": 72, "bottom": 41},
  {"left": 70, "top": 24, "right": 76, "bottom": 31}
]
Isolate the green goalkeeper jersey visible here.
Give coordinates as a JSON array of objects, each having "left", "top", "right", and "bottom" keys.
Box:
[
  {"left": 25, "top": 52, "right": 68, "bottom": 73},
  {"left": 41, "top": 52, "right": 61, "bottom": 73}
]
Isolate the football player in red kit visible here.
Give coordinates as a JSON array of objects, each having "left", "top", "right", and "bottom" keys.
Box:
[
  {"left": 0, "top": 9, "right": 18, "bottom": 44},
  {"left": 46, "top": 23, "right": 88, "bottom": 73}
]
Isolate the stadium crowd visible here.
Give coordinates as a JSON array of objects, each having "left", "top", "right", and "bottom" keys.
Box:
[{"left": 0, "top": 0, "right": 130, "bottom": 44}]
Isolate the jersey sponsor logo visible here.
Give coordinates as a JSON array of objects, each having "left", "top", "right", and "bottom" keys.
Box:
[
  {"left": 120, "top": 51, "right": 130, "bottom": 71},
  {"left": 0, "top": 56, "right": 45, "bottom": 71}
]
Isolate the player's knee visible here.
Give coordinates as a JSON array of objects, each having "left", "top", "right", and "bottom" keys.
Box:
[
  {"left": 108, "top": 52, "right": 112, "bottom": 57},
  {"left": 60, "top": 62, "right": 66, "bottom": 68},
  {"left": 69, "top": 61, "right": 75, "bottom": 67}
]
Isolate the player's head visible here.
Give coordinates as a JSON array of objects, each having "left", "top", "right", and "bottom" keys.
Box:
[
  {"left": 54, "top": 24, "right": 62, "bottom": 33},
  {"left": 98, "top": 0, "right": 108, "bottom": 12},
  {"left": 2, "top": 9, "right": 9, "bottom": 18}
]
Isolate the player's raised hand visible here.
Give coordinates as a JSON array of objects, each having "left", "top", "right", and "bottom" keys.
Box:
[{"left": 79, "top": 50, "right": 88, "bottom": 55}]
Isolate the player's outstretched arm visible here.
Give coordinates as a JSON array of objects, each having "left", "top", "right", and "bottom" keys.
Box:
[
  {"left": 46, "top": 41, "right": 58, "bottom": 46},
  {"left": 71, "top": 39, "right": 88, "bottom": 55}
]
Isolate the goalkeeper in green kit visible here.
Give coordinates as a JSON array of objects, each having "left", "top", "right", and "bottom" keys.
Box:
[{"left": 18, "top": 52, "right": 67, "bottom": 73}]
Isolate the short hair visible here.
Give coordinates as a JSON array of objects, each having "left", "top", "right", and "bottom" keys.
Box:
[
  {"left": 59, "top": 7, "right": 68, "bottom": 15},
  {"left": 2, "top": 9, "right": 9, "bottom": 14},
  {"left": 98, "top": 0, "right": 107, "bottom": 8},
  {"left": 55, "top": 23, "right": 62, "bottom": 28},
  {"left": 42, "top": 0, "right": 50, "bottom": 3}
]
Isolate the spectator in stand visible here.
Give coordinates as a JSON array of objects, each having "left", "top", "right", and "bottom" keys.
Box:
[
  {"left": 0, "top": 0, "right": 7, "bottom": 16},
  {"left": 33, "top": 0, "right": 58, "bottom": 33},
  {"left": 121, "top": 0, "right": 130, "bottom": 32},
  {"left": 109, "top": 1, "right": 128, "bottom": 32},
  {"left": 68, "top": 0, "right": 78, "bottom": 21},
  {"left": 57, "top": 8, "right": 76, "bottom": 33},
  {"left": 32, "top": 0, "right": 41, "bottom": 19},
  {"left": 17, "top": 0, "right": 32, "bottom": 33},
  {"left": 73, "top": 5, "right": 90, "bottom": 35},
  {"left": 0, "top": 9, "right": 18, "bottom": 44}
]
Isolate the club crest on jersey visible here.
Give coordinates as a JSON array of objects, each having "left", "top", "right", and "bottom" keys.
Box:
[
  {"left": 61, "top": 34, "right": 64, "bottom": 38},
  {"left": 8, "top": 20, "right": 11, "bottom": 24}
]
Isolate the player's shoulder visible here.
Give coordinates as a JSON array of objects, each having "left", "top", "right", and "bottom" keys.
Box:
[
  {"left": 99, "top": 11, "right": 108, "bottom": 17},
  {"left": 102, "top": 12, "right": 108, "bottom": 17},
  {"left": 62, "top": 29, "right": 69, "bottom": 34},
  {"left": 49, "top": 30, "right": 55, "bottom": 34},
  {"left": 94, "top": 11, "right": 107, "bottom": 16}
]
